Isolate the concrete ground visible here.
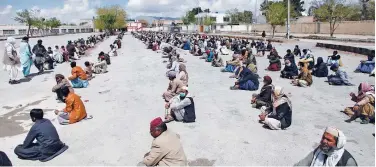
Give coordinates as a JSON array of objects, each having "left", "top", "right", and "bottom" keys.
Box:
[{"left": 0, "top": 33, "right": 374, "bottom": 166}]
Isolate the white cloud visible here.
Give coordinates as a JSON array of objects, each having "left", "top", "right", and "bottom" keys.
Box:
[
  {"left": 33, "top": 0, "right": 96, "bottom": 24},
  {"left": 0, "top": 5, "right": 13, "bottom": 15},
  {"left": 125, "top": 0, "right": 266, "bottom": 18}
]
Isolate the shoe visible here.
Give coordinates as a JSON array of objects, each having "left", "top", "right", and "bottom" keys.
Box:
[{"left": 360, "top": 119, "right": 369, "bottom": 124}]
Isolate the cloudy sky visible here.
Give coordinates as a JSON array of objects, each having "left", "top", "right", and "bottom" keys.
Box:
[{"left": 0, "top": 0, "right": 324, "bottom": 24}]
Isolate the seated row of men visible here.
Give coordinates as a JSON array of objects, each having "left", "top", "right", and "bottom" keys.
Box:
[{"left": 7, "top": 34, "right": 124, "bottom": 163}]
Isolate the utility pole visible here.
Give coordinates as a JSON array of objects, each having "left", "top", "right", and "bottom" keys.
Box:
[{"left": 287, "top": 0, "right": 290, "bottom": 40}]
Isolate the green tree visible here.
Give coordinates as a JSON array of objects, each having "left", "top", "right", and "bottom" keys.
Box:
[
  {"left": 314, "top": 0, "right": 355, "bottom": 37},
  {"left": 368, "top": 0, "right": 375, "bottom": 20},
  {"left": 283, "top": 0, "right": 305, "bottom": 16},
  {"left": 44, "top": 17, "right": 61, "bottom": 34},
  {"left": 14, "top": 9, "right": 39, "bottom": 37},
  {"left": 265, "top": 2, "right": 288, "bottom": 38},
  {"left": 94, "top": 5, "right": 127, "bottom": 31}
]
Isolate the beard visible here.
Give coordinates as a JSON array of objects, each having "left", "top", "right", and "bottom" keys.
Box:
[{"left": 320, "top": 144, "right": 334, "bottom": 154}]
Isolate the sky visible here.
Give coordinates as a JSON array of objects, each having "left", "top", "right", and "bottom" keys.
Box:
[{"left": 0, "top": 0, "right": 344, "bottom": 25}]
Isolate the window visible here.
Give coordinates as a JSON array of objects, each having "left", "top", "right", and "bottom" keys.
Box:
[
  {"left": 18, "top": 29, "right": 27, "bottom": 35},
  {"left": 210, "top": 17, "right": 216, "bottom": 22},
  {"left": 81, "top": 29, "right": 86, "bottom": 33},
  {"left": 3, "top": 30, "right": 15, "bottom": 35},
  {"left": 68, "top": 29, "right": 74, "bottom": 33},
  {"left": 223, "top": 17, "right": 230, "bottom": 22},
  {"left": 62, "top": 29, "right": 67, "bottom": 33},
  {"left": 220, "top": 25, "right": 224, "bottom": 28},
  {"left": 51, "top": 29, "right": 59, "bottom": 34},
  {"left": 76, "top": 29, "right": 80, "bottom": 33}
]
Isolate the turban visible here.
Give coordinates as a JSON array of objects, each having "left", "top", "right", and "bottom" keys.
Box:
[
  {"left": 150, "top": 117, "right": 163, "bottom": 130},
  {"left": 263, "top": 75, "right": 272, "bottom": 84}
]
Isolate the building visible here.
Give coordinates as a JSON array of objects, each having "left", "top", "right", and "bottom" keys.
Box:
[
  {"left": 0, "top": 19, "right": 95, "bottom": 36},
  {"left": 126, "top": 21, "right": 143, "bottom": 32},
  {"left": 151, "top": 19, "right": 183, "bottom": 27},
  {"left": 195, "top": 12, "right": 230, "bottom": 25}
]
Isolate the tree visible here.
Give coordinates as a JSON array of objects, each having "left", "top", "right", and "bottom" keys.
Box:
[
  {"left": 139, "top": 19, "right": 149, "bottom": 27},
  {"left": 226, "top": 8, "right": 241, "bottom": 25},
  {"left": 44, "top": 17, "right": 61, "bottom": 34},
  {"left": 94, "top": 5, "right": 127, "bottom": 32},
  {"left": 203, "top": 8, "right": 210, "bottom": 13},
  {"left": 283, "top": 0, "right": 305, "bottom": 16},
  {"left": 265, "top": 2, "right": 288, "bottom": 37},
  {"left": 14, "top": 9, "right": 39, "bottom": 37},
  {"left": 360, "top": 0, "right": 375, "bottom": 20},
  {"left": 314, "top": 0, "right": 355, "bottom": 37}
]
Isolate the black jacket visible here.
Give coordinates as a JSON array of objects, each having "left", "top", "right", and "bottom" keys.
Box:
[
  {"left": 284, "top": 53, "right": 295, "bottom": 65},
  {"left": 0, "top": 151, "right": 12, "bottom": 166},
  {"left": 268, "top": 99, "right": 292, "bottom": 129},
  {"left": 32, "top": 44, "right": 47, "bottom": 57},
  {"left": 256, "top": 84, "right": 273, "bottom": 104},
  {"left": 281, "top": 64, "right": 299, "bottom": 77},
  {"left": 312, "top": 57, "right": 328, "bottom": 77}
]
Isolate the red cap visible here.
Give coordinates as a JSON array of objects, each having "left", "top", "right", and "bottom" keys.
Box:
[{"left": 150, "top": 117, "right": 163, "bottom": 130}]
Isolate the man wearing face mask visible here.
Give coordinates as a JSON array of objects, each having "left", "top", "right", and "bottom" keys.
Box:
[
  {"left": 14, "top": 109, "right": 68, "bottom": 162},
  {"left": 164, "top": 86, "right": 196, "bottom": 123},
  {"left": 294, "top": 127, "right": 357, "bottom": 166}
]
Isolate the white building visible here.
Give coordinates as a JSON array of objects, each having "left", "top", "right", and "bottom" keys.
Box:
[
  {"left": 195, "top": 12, "right": 230, "bottom": 25},
  {"left": 0, "top": 19, "right": 95, "bottom": 37}
]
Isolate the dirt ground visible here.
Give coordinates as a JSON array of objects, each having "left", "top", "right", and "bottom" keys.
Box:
[{"left": 0, "top": 33, "right": 374, "bottom": 166}]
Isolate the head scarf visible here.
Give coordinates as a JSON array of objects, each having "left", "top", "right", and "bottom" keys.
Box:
[
  {"left": 273, "top": 86, "right": 292, "bottom": 110},
  {"left": 358, "top": 82, "right": 375, "bottom": 98},
  {"left": 179, "top": 63, "right": 189, "bottom": 80},
  {"left": 311, "top": 127, "right": 346, "bottom": 167},
  {"left": 316, "top": 57, "right": 324, "bottom": 66},
  {"left": 6, "top": 37, "right": 15, "bottom": 44}
]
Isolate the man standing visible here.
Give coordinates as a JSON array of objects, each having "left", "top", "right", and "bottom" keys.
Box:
[
  {"left": 294, "top": 127, "right": 357, "bottom": 166},
  {"left": 32, "top": 39, "right": 47, "bottom": 74},
  {"left": 139, "top": 117, "right": 187, "bottom": 166},
  {"left": 19, "top": 37, "right": 33, "bottom": 77},
  {"left": 3, "top": 37, "right": 21, "bottom": 84}
]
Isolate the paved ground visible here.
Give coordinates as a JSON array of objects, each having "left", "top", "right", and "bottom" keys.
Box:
[{"left": 0, "top": 33, "right": 374, "bottom": 165}]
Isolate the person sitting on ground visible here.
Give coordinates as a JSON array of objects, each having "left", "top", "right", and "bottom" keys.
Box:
[
  {"left": 299, "top": 49, "right": 315, "bottom": 70},
  {"left": 68, "top": 62, "right": 89, "bottom": 88},
  {"left": 230, "top": 66, "right": 259, "bottom": 91},
  {"left": 14, "top": 109, "right": 67, "bottom": 161},
  {"left": 284, "top": 49, "right": 295, "bottom": 65},
  {"left": 294, "top": 127, "right": 357, "bottom": 166},
  {"left": 281, "top": 59, "right": 299, "bottom": 79},
  {"left": 312, "top": 57, "right": 328, "bottom": 78},
  {"left": 52, "top": 74, "right": 74, "bottom": 103},
  {"left": 164, "top": 86, "right": 196, "bottom": 123},
  {"left": 109, "top": 44, "right": 118, "bottom": 57},
  {"left": 53, "top": 45, "right": 64, "bottom": 63},
  {"left": 177, "top": 64, "right": 188, "bottom": 86},
  {"left": 205, "top": 48, "right": 215, "bottom": 62},
  {"left": 251, "top": 76, "right": 273, "bottom": 109},
  {"left": 163, "top": 75, "right": 184, "bottom": 102},
  {"left": 182, "top": 39, "right": 191, "bottom": 50},
  {"left": 99, "top": 51, "right": 111, "bottom": 65},
  {"left": 266, "top": 48, "right": 282, "bottom": 71},
  {"left": 355, "top": 50, "right": 375, "bottom": 74},
  {"left": 293, "top": 45, "right": 301, "bottom": 57},
  {"left": 93, "top": 55, "right": 108, "bottom": 74},
  {"left": 54, "top": 86, "right": 88, "bottom": 125},
  {"left": 84, "top": 61, "right": 95, "bottom": 80},
  {"left": 344, "top": 82, "right": 374, "bottom": 124},
  {"left": 244, "top": 50, "right": 258, "bottom": 74},
  {"left": 212, "top": 52, "right": 224, "bottom": 67},
  {"left": 266, "top": 41, "right": 273, "bottom": 51},
  {"left": 291, "top": 63, "right": 313, "bottom": 87},
  {"left": 327, "top": 51, "right": 343, "bottom": 67},
  {"left": 166, "top": 56, "right": 180, "bottom": 77},
  {"left": 258, "top": 86, "right": 292, "bottom": 130},
  {"left": 221, "top": 54, "right": 241, "bottom": 73},
  {"left": 0, "top": 151, "right": 12, "bottom": 166},
  {"left": 138, "top": 117, "right": 187, "bottom": 166},
  {"left": 219, "top": 44, "right": 230, "bottom": 55},
  {"left": 327, "top": 63, "right": 353, "bottom": 86}
]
